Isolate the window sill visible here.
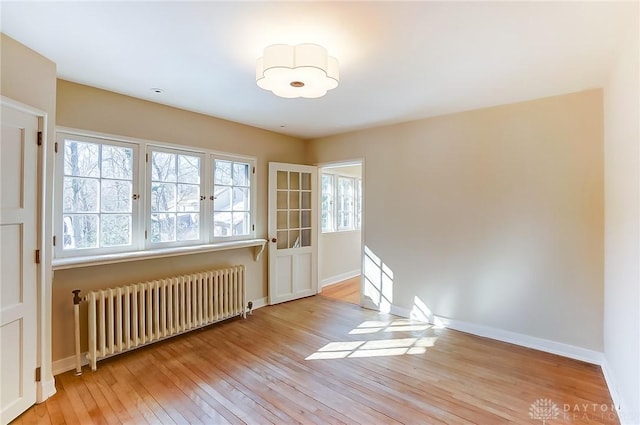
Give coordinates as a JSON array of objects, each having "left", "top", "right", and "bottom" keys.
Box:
[{"left": 52, "top": 238, "right": 268, "bottom": 271}]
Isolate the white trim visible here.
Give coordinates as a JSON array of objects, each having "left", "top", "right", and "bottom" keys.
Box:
[
  {"left": 320, "top": 269, "right": 360, "bottom": 288},
  {"left": 601, "top": 360, "right": 633, "bottom": 424},
  {"left": 250, "top": 297, "right": 268, "bottom": 310},
  {"left": 52, "top": 354, "right": 89, "bottom": 376},
  {"left": 387, "top": 303, "right": 603, "bottom": 364},
  {"left": 52, "top": 238, "right": 267, "bottom": 270},
  {"left": 436, "top": 316, "right": 605, "bottom": 365},
  {"left": 36, "top": 378, "right": 56, "bottom": 402}
]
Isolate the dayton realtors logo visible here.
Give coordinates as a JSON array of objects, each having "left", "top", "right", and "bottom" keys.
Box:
[
  {"left": 529, "top": 399, "right": 560, "bottom": 424},
  {"left": 529, "top": 398, "right": 618, "bottom": 423}
]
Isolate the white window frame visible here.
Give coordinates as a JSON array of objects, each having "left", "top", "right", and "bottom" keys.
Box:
[
  {"left": 54, "top": 132, "right": 142, "bottom": 258},
  {"left": 54, "top": 127, "right": 258, "bottom": 260},
  {"left": 146, "top": 145, "right": 206, "bottom": 249},
  {"left": 210, "top": 153, "right": 257, "bottom": 242}
]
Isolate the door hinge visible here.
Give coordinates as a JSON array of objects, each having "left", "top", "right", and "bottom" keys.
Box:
[
  {"left": 252, "top": 224, "right": 255, "bottom": 231},
  {"left": 146, "top": 153, "right": 149, "bottom": 162},
  {"left": 144, "top": 230, "right": 148, "bottom": 239},
  {"left": 35, "top": 249, "right": 41, "bottom": 264},
  {"left": 53, "top": 235, "right": 56, "bottom": 246},
  {"left": 253, "top": 166, "right": 256, "bottom": 174},
  {"left": 54, "top": 142, "right": 58, "bottom": 153},
  {"left": 37, "top": 131, "right": 43, "bottom": 146},
  {"left": 35, "top": 367, "right": 41, "bottom": 382}
]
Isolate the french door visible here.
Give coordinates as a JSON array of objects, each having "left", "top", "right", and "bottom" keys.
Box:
[{"left": 268, "top": 163, "right": 318, "bottom": 304}]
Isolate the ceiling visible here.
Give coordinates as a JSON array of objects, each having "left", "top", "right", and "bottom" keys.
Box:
[{"left": 1, "top": 1, "right": 636, "bottom": 139}]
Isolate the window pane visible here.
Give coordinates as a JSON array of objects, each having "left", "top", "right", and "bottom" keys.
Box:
[
  {"left": 214, "top": 160, "right": 232, "bottom": 185},
  {"left": 177, "top": 213, "right": 199, "bottom": 241},
  {"left": 64, "top": 214, "right": 98, "bottom": 249},
  {"left": 63, "top": 177, "right": 99, "bottom": 213},
  {"left": 233, "top": 162, "right": 249, "bottom": 186},
  {"left": 102, "top": 145, "right": 133, "bottom": 179},
  {"left": 101, "top": 214, "right": 131, "bottom": 246},
  {"left": 233, "top": 212, "right": 250, "bottom": 236},
  {"left": 301, "top": 210, "right": 311, "bottom": 228},
  {"left": 101, "top": 180, "right": 131, "bottom": 213},
  {"left": 289, "top": 191, "right": 300, "bottom": 209},
  {"left": 232, "top": 187, "right": 249, "bottom": 211},
  {"left": 177, "top": 184, "right": 200, "bottom": 212},
  {"left": 321, "top": 174, "right": 334, "bottom": 232},
  {"left": 214, "top": 186, "right": 232, "bottom": 211},
  {"left": 152, "top": 152, "right": 177, "bottom": 182},
  {"left": 151, "top": 213, "right": 175, "bottom": 242},
  {"left": 178, "top": 155, "right": 200, "bottom": 184},
  {"left": 213, "top": 211, "right": 231, "bottom": 237},
  {"left": 151, "top": 183, "right": 177, "bottom": 213},
  {"left": 337, "top": 176, "right": 355, "bottom": 230},
  {"left": 64, "top": 140, "right": 99, "bottom": 177}
]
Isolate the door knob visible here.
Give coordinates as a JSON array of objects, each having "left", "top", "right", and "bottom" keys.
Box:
[{"left": 271, "top": 237, "right": 277, "bottom": 243}]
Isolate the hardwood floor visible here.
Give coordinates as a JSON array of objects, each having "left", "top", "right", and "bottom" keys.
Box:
[
  {"left": 13, "top": 295, "right": 617, "bottom": 424},
  {"left": 320, "top": 276, "right": 360, "bottom": 305}
]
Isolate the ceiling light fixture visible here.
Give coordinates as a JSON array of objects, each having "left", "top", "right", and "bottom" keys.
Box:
[{"left": 256, "top": 44, "right": 339, "bottom": 99}]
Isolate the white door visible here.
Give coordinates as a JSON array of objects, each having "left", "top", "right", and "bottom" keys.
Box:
[
  {"left": 268, "top": 163, "right": 317, "bottom": 304},
  {"left": 0, "top": 104, "right": 39, "bottom": 425}
]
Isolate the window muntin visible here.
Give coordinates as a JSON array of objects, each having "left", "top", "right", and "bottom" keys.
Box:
[
  {"left": 212, "top": 157, "right": 253, "bottom": 240},
  {"left": 148, "top": 148, "right": 203, "bottom": 245},
  {"left": 59, "top": 135, "right": 138, "bottom": 255}
]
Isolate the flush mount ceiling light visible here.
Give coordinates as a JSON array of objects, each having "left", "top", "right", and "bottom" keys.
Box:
[{"left": 256, "top": 44, "right": 339, "bottom": 99}]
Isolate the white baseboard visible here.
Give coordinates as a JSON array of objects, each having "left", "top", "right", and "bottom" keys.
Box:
[
  {"left": 52, "top": 354, "right": 88, "bottom": 376},
  {"left": 249, "top": 296, "right": 268, "bottom": 310},
  {"left": 388, "top": 303, "right": 603, "bottom": 364},
  {"left": 600, "top": 359, "right": 634, "bottom": 424},
  {"left": 320, "top": 270, "right": 360, "bottom": 288}
]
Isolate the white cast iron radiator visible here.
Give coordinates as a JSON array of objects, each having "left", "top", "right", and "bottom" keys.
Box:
[{"left": 73, "top": 265, "right": 246, "bottom": 372}]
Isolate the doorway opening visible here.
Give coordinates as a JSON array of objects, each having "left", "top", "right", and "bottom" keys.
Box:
[{"left": 317, "top": 160, "right": 363, "bottom": 305}]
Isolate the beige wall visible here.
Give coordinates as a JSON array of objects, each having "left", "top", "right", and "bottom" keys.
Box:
[
  {"left": 53, "top": 80, "right": 306, "bottom": 362},
  {"left": 308, "top": 90, "right": 604, "bottom": 351},
  {"left": 603, "top": 15, "right": 640, "bottom": 422},
  {"left": 320, "top": 230, "right": 361, "bottom": 285}
]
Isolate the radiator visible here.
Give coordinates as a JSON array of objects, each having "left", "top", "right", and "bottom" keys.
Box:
[{"left": 78, "top": 265, "right": 246, "bottom": 371}]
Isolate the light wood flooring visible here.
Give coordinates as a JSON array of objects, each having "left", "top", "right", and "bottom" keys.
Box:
[
  {"left": 320, "top": 276, "right": 361, "bottom": 305},
  {"left": 13, "top": 295, "right": 617, "bottom": 424}
]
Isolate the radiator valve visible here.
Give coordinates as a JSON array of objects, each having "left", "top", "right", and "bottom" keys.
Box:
[{"left": 247, "top": 301, "right": 253, "bottom": 315}]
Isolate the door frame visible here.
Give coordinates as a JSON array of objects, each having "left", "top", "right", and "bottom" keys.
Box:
[
  {"left": 315, "top": 158, "right": 365, "bottom": 306},
  {"left": 1, "top": 96, "right": 56, "bottom": 404}
]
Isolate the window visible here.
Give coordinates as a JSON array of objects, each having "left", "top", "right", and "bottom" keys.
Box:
[
  {"left": 56, "top": 130, "right": 256, "bottom": 259},
  {"left": 212, "top": 156, "right": 252, "bottom": 240},
  {"left": 321, "top": 172, "right": 362, "bottom": 233},
  {"left": 148, "top": 147, "right": 203, "bottom": 246},
  {"left": 58, "top": 135, "right": 139, "bottom": 255}
]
